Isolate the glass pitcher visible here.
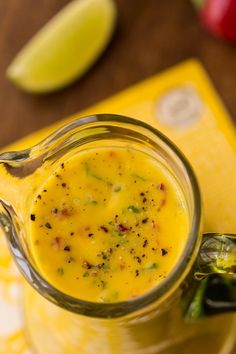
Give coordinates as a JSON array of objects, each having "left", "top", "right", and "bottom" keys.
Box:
[{"left": 0, "top": 114, "right": 236, "bottom": 354}]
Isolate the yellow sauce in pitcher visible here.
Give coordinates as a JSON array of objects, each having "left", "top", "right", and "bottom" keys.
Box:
[{"left": 29, "top": 146, "right": 189, "bottom": 302}]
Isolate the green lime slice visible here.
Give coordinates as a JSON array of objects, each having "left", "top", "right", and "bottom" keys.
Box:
[{"left": 6, "top": 0, "right": 116, "bottom": 93}]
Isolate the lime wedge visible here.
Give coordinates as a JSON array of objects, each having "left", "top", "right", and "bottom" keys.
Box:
[{"left": 6, "top": 0, "right": 116, "bottom": 93}]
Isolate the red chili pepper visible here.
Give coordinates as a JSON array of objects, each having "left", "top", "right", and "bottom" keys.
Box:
[{"left": 197, "top": 0, "right": 236, "bottom": 42}]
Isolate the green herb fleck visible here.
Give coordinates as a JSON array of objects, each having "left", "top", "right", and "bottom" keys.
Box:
[
  {"left": 101, "top": 280, "right": 107, "bottom": 289},
  {"left": 144, "top": 262, "right": 158, "bottom": 270},
  {"left": 132, "top": 174, "right": 146, "bottom": 181},
  {"left": 85, "top": 161, "right": 104, "bottom": 181},
  {"left": 85, "top": 196, "right": 98, "bottom": 205},
  {"left": 57, "top": 267, "right": 64, "bottom": 276},
  {"left": 83, "top": 271, "right": 89, "bottom": 277},
  {"left": 113, "top": 185, "right": 121, "bottom": 192},
  {"left": 128, "top": 205, "right": 142, "bottom": 213},
  {"left": 112, "top": 231, "right": 124, "bottom": 237}
]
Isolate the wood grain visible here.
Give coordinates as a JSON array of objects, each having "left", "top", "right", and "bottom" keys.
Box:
[{"left": 0, "top": 0, "right": 236, "bottom": 147}]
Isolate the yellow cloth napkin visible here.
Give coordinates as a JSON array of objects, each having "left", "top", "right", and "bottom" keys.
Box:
[{"left": 1, "top": 59, "right": 236, "bottom": 353}]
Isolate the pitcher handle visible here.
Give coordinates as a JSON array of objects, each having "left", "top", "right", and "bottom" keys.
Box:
[{"left": 187, "top": 233, "right": 236, "bottom": 319}]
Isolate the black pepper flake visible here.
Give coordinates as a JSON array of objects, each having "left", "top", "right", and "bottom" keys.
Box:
[
  {"left": 135, "top": 269, "right": 139, "bottom": 277},
  {"left": 43, "top": 189, "right": 47, "bottom": 192},
  {"left": 161, "top": 248, "right": 168, "bottom": 256},
  {"left": 136, "top": 256, "right": 142, "bottom": 264},
  {"left": 142, "top": 217, "right": 149, "bottom": 224},
  {"left": 83, "top": 261, "right": 93, "bottom": 269},
  {"left": 140, "top": 192, "right": 145, "bottom": 196},
  {"left": 70, "top": 232, "right": 74, "bottom": 236},
  {"left": 88, "top": 233, "right": 94, "bottom": 237},
  {"left": 143, "top": 239, "right": 148, "bottom": 248},
  {"left": 100, "top": 225, "right": 108, "bottom": 233},
  {"left": 37, "top": 195, "right": 42, "bottom": 200},
  {"left": 61, "top": 163, "right": 65, "bottom": 169},
  {"left": 45, "top": 222, "right": 52, "bottom": 229},
  {"left": 30, "top": 214, "right": 36, "bottom": 221},
  {"left": 64, "top": 245, "right": 71, "bottom": 252},
  {"left": 51, "top": 208, "right": 58, "bottom": 214},
  {"left": 61, "top": 183, "right": 67, "bottom": 188},
  {"left": 142, "top": 198, "right": 147, "bottom": 203},
  {"left": 116, "top": 244, "right": 120, "bottom": 248}
]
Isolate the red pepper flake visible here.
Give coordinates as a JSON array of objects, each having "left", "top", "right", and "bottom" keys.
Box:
[
  {"left": 117, "top": 224, "right": 130, "bottom": 232},
  {"left": 109, "top": 151, "right": 116, "bottom": 157},
  {"left": 100, "top": 226, "right": 108, "bottom": 233},
  {"left": 84, "top": 226, "right": 90, "bottom": 231},
  {"left": 30, "top": 214, "right": 36, "bottom": 221},
  {"left": 158, "top": 199, "right": 166, "bottom": 211},
  {"left": 143, "top": 239, "right": 148, "bottom": 248},
  {"left": 142, "top": 217, "right": 149, "bottom": 224},
  {"left": 142, "top": 254, "right": 145, "bottom": 258},
  {"left": 161, "top": 248, "right": 168, "bottom": 256},
  {"left": 34, "top": 240, "right": 40, "bottom": 245},
  {"left": 45, "top": 222, "right": 52, "bottom": 229},
  {"left": 64, "top": 245, "right": 71, "bottom": 252},
  {"left": 120, "top": 263, "right": 126, "bottom": 271},
  {"left": 135, "top": 269, "right": 140, "bottom": 277},
  {"left": 158, "top": 183, "right": 166, "bottom": 191},
  {"left": 58, "top": 208, "right": 73, "bottom": 219},
  {"left": 51, "top": 237, "right": 62, "bottom": 251},
  {"left": 151, "top": 220, "right": 159, "bottom": 230}
]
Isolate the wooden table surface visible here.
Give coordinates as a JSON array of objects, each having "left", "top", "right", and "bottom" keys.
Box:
[{"left": 0, "top": 0, "right": 236, "bottom": 148}]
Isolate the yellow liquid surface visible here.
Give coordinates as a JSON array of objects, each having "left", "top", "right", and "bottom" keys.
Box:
[{"left": 29, "top": 147, "right": 189, "bottom": 302}]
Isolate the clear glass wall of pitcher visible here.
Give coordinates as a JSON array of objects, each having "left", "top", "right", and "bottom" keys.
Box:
[{"left": 0, "top": 115, "right": 235, "bottom": 354}]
